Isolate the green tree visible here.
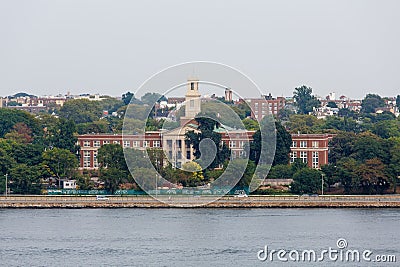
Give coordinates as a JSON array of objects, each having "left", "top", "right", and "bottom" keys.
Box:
[
  {"left": 9, "top": 164, "right": 45, "bottom": 194},
  {"left": 372, "top": 120, "right": 400, "bottom": 139},
  {"left": 352, "top": 132, "right": 389, "bottom": 164},
  {"left": 290, "top": 168, "right": 321, "bottom": 194},
  {"left": 42, "top": 148, "right": 78, "bottom": 185},
  {"left": 0, "top": 147, "right": 16, "bottom": 192},
  {"left": 182, "top": 161, "right": 204, "bottom": 187},
  {"left": 329, "top": 132, "right": 356, "bottom": 164},
  {"left": 97, "top": 144, "right": 127, "bottom": 170},
  {"left": 11, "top": 143, "right": 44, "bottom": 166},
  {"left": 361, "top": 94, "right": 385, "bottom": 114},
  {"left": 396, "top": 95, "right": 400, "bottom": 109},
  {"left": 242, "top": 118, "right": 259, "bottom": 131},
  {"left": 4, "top": 122, "right": 33, "bottom": 143},
  {"left": 122, "top": 92, "right": 134, "bottom": 105},
  {"left": 76, "top": 120, "right": 109, "bottom": 134},
  {"left": 185, "top": 116, "right": 230, "bottom": 169},
  {"left": 74, "top": 173, "right": 95, "bottom": 190},
  {"left": 293, "top": 85, "right": 320, "bottom": 114},
  {"left": 98, "top": 97, "right": 124, "bottom": 113},
  {"left": 250, "top": 119, "right": 290, "bottom": 166},
  {"left": 97, "top": 144, "right": 131, "bottom": 193},
  {"left": 320, "top": 164, "right": 340, "bottom": 191},
  {"left": 354, "top": 158, "right": 389, "bottom": 194},
  {"left": 327, "top": 101, "right": 338, "bottom": 108},
  {"left": 59, "top": 99, "right": 102, "bottom": 123},
  {"left": 132, "top": 167, "right": 159, "bottom": 191},
  {"left": 277, "top": 108, "right": 294, "bottom": 121},
  {"left": 286, "top": 114, "right": 323, "bottom": 133},
  {"left": 0, "top": 108, "right": 39, "bottom": 138},
  {"left": 389, "top": 137, "right": 400, "bottom": 193},
  {"left": 290, "top": 158, "right": 308, "bottom": 173},
  {"left": 336, "top": 157, "right": 359, "bottom": 194},
  {"left": 141, "top": 92, "right": 163, "bottom": 106},
  {"left": 273, "top": 121, "right": 292, "bottom": 165},
  {"left": 51, "top": 118, "right": 78, "bottom": 153},
  {"left": 100, "top": 167, "right": 128, "bottom": 194},
  {"left": 338, "top": 108, "right": 358, "bottom": 119},
  {"left": 267, "top": 164, "right": 293, "bottom": 179},
  {"left": 216, "top": 159, "right": 255, "bottom": 188}
]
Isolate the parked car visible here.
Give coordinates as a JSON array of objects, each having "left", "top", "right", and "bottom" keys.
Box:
[
  {"left": 234, "top": 190, "right": 248, "bottom": 198},
  {"left": 96, "top": 195, "right": 109, "bottom": 201}
]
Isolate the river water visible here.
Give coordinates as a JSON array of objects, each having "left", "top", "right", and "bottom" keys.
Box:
[{"left": 0, "top": 208, "right": 399, "bottom": 266}]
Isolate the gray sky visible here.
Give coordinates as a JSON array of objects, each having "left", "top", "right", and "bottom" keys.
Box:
[{"left": 0, "top": 0, "right": 399, "bottom": 99}]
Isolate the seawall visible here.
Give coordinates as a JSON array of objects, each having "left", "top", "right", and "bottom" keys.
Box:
[{"left": 1, "top": 195, "right": 400, "bottom": 208}]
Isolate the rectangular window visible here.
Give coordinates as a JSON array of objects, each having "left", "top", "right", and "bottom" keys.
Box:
[
  {"left": 167, "top": 140, "right": 172, "bottom": 148},
  {"left": 93, "top": 151, "right": 98, "bottom": 168},
  {"left": 93, "top": 141, "right": 100, "bottom": 147},
  {"left": 312, "top": 151, "right": 319, "bottom": 168},
  {"left": 300, "top": 151, "right": 308, "bottom": 163},
  {"left": 153, "top": 141, "right": 160, "bottom": 147},
  {"left": 290, "top": 152, "right": 297, "bottom": 163},
  {"left": 177, "top": 151, "right": 182, "bottom": 160},
  {"left": 191, "top": 82, "right": 194, "bottom": 90},
  {"left": 133, "top": 141, "right": 139, "bottom": 148},
  {"left": 123, "top": 141, "right": 130, "bottom": 148},
  {"left": 103, "top": 140, "right": 110, "bottom": 145},
  {"left": 300, "top": 141, "right": 307, "bottom": 148},
  {"left": 291, "top": 141, "right": 297, "bottom": 148},
  {"left": 177, "top": 140, "right": 182, "bottom": 149},
  {"left": 239, "top": 150, "right": 246, "bottom": 158},
  {"left": 83, "top": 151, "right": 91, "bottom": 168},
  {"left": 231, "top": 151, "right": 236, "bottom": 159},
  {"left": 229, "top": 141, "right": 236, "bottom": 148},
  {"left": 312, "top": 141, "right": 319, "bottom": 148},
  {"left": 113, "top": 140, "right": 120, "bottom": 145},
  {"left": 186, "top": 151, "right": 191, "bottom": 160},
  {"left": 83, "top": 141, "right": 90, "bottom": 147},
  {"left": 143, "top": 141, "right": 149, "bottom": 148}
]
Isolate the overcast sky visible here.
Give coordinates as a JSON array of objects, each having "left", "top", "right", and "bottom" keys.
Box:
[{"left": 0, "top": 0, "right": 399, "bottom": 99}]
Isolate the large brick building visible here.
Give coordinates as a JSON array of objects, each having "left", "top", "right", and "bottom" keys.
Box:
[
  {"left": 290, "top": 134, "right": 334, "bottom": 169},
  {"left": 246, "top": 96, "right": 286, "bottom": 120},
  {"left": 78, "top": 132, "right": 333, "bottom": 170}
]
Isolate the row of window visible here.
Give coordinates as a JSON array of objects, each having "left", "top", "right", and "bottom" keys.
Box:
[
  {"left": 228, "top": 141, "right": 248, "bottom": 148},
  {"left": 290, "top": 151, "right": 319, "bottom": 169},
  {"left": 291, "top": 141, "right": 319, "bottom": 148},
  {"left": 83, "top": 150, "right": 98, "bottom": 168},
  {"left": 82, "top": 140, "right": 161, "bottom": 148}
]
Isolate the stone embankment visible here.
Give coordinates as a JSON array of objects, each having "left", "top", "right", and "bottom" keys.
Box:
[{"left": 1, "top": 195, "right": 400, "bottom": 208}]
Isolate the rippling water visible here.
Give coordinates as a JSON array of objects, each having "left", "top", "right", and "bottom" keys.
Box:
[{"left": 0, "top": 208, "right": 399, "bottom": 266}]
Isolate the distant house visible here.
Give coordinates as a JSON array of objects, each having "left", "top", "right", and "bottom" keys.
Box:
[{"left": 62, "top": 180, "right": 77, "bottom": 189}]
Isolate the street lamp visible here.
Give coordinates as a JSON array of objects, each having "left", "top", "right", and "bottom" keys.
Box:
[
  {"left": 4, "top": 174, "right": 8, "bottom": 198},
  {"left": 321, "top": 173, "right": 325, "bottom": 195},
  {"left": 155, "top": 174, "right": 158, "bottom": 198}
]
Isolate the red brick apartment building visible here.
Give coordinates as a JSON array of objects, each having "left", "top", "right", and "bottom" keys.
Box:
[
  {"left": 290, "top": 134, "right": 335, "bottom": 169},
  {"left": 78, "top": 132, "right": 333, "bottom": 170},
  {"left": 246, "top": 97, "right": 286, "bottom": 120}
]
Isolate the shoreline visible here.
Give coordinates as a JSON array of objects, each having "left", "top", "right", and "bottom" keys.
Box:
[{"left": 2, "top": 195, "right": 400, "bottom": 208}]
